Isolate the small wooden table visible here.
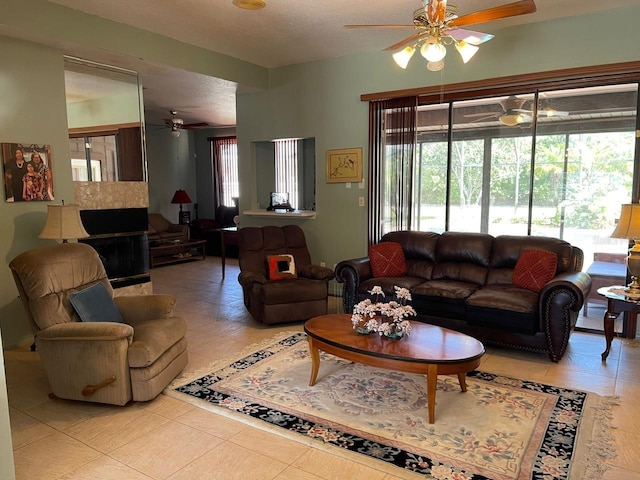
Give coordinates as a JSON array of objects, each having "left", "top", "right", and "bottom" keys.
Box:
[
  {"left": 149, "top": 239, "right": 206, "bottom": 268},
  {"left": 598, "top": 286, "right": 640, "bottom": 361},
  {"left": 304, "top": 314, "right": 485, "bottom": 424},
  {"left": 219, "top": 226, "right": 238, "bottom": 279}
]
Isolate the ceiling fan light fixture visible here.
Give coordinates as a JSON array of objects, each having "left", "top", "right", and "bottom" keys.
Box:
[
  {"left": 499, "top": 112, "right": 531, "bottom": 126},
  {"left": 426, "top": 60, "right": 445, "bottom": 72},
  {"left": 420, "top": 36, "right": 447, "bottom": 62},
  {"left": 170, "top": 127, "right": 181, "bottom": 138},
  {"left": 455, "top": 40, "right": 479, "bottom": 63},
  {"left": 392, "top": 46, "right": 416, "bottom": 69},
  {"left": 232, "top": 0, "right": 266, "bottom": 9}
]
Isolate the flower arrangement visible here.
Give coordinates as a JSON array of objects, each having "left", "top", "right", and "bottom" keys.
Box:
[{"left": 351, "top": 285, "right": 416, "bottom": 338}]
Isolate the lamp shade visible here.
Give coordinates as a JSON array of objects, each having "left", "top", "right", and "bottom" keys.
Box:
[
  {"left": 171, "top": 189, "right": 192, "bottom": 205},
  {"left": 39, "top": 204, "right": 89, "bottom": 242},
  {"left": 611, "top": 204, "right": 640, "bottom": 239}
]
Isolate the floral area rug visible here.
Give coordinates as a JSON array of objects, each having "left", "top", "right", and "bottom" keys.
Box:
[{"left": 165, "top": 332, "right": 617, "bottom": 480}]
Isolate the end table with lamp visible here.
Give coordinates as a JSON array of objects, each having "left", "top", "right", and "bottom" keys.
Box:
[
  {"left": 171, "top": 189, "right": 192, "bottom": 225},
  {"left": 601, "top": 203, "right": 640, "bottom": 360}
]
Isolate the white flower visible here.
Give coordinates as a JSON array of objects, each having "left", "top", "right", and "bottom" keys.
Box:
[
  {"left": 350, "top": 285, "right": 415, "bottom": 336},
  {"left": 368, "top": 286, "right": 385, "bottom": 297}
]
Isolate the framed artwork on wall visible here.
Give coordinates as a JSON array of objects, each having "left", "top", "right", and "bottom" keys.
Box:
[
  {"left": 1, "top": 142, "right": 54, "bottom": 202},
  {"left": 326, "top": 147, "right": 363, "bottom": 183}
]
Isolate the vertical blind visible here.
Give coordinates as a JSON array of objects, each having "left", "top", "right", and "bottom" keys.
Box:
[
  {"left": 274, "top": 139, "right": 298, "bottom": 209},
  {"left": 212, "top": 137, "right": 239, "bottom": 207}
]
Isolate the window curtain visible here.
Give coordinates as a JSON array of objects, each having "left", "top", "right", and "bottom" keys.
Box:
[
  {"left": 274, "top": 138, "right": 298, "bottom": 209},
  {"left": 212, "top": 136, "right": 238, "bottom": 207},
  {"left": 368, "top": 96, "right": 418, "bottom": 245}
]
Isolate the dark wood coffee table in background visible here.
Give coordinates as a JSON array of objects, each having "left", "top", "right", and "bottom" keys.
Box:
[
  {"left": 304, "top": 314, "right": 485, "bottom": 424},
  {"left": 149, "top": 239, "right": 206, "bottom": 268}
]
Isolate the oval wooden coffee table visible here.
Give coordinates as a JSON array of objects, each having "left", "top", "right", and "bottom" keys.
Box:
[{"left": 304, "top": 314, "right": 485, "bottom": 424}]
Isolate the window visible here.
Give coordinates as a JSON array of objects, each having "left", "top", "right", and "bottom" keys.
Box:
[
  {"left": 212, "top": 137, "right": 239, "bottom": 207},
  {"left": 370, "top": 82, "right": 639, "bottom": 269},
  {"left": 69, "top": 135, "right": 117, "bottom": 181},
  {"left": 274, "top": 139, "right": 298, "bottom": 209}
]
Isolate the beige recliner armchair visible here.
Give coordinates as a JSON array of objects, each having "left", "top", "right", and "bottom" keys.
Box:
[{"left": 9, "top": 242, "right": 188, "bottom": 406}]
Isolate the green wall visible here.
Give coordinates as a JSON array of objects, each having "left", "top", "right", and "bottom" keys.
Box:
[
  {"left": 0, "top": 37, "right": 76, "bottom": 349},
  {"left": 0, "top": 5, "right": 639, "bottom": 477},
  {"left": 236, "top": 6, "right": 640, "bottom": 270}
]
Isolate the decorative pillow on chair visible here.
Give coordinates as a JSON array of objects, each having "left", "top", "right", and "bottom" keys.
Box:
[
  {"left": 69, "top": 282, "right": 124, "bottom": 323},
  {"left": 513, "top": 249, "right": 558, "bottom": 293},
  {"left": 369, "top": 242, "right": 407, "bottom": 277},
  {"left": 267, "top": 254, "right": 297, "bottom": 280}
]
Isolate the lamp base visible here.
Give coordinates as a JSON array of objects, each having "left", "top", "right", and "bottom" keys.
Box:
[
  {"left": 179, "top": 210, "right": 191, "bottom": 225},
  {"left": 624, "top": 277, "right": 640, "bottom": 294},
  {"left": 625, "top": 241, "right": 640, "bottom": 295}
]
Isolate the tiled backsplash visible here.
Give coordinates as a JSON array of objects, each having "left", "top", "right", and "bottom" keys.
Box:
[{"left": 74, "top": 181, "right": 148, "bottom": 209}]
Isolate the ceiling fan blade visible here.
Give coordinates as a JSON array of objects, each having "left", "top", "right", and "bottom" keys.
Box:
[
  {"left": 446, "top": 28, "right": 494, "bottom": 45},
  {"left": 344, "top": 24, "right": 416, "bottom": 29},
  {"left": 463, "top": 112, "right": 501, "bottom": 118},
  {"left": 384, "top": 32, "right": 425, "bottom": 52},
  {"left": 182, "top": 122, "right": 209, "bottom": 129},
  {"left": 426, "top": 0, "right": 448, "bottom": 25},
  {"left": 453, "top": 0, "right": 536, "bottom": 28},
  {"left": 466, "top": 114, "right": 500, "bottom": 122}
]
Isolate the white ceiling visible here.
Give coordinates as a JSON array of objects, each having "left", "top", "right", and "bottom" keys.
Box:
[{"left": 9, "top": 1, "right": 640, "bottom": 128}]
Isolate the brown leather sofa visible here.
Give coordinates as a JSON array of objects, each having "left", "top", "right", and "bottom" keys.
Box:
[
  {"left": 335, "top": 231, "right": 592, "bottom": 362},
  {"left": 237, "top": 225, "right": 335, "bottom": 325},
  {"left": 148, "top": 213, "right": 189, "bottom": 244}
]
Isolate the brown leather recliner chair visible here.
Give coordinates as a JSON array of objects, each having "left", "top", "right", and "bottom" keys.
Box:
[
  {"left": 238, "top": 225, "right": 335, "bottom": 325},
  {"left": 10, "top": 242, "right": 188, "bottom": 405}
]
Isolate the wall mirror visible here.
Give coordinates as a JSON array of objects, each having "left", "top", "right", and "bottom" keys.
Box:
[
  {"left": 64, "top": 57, "right": 146, "bottom": 181},
  {"left": 254, "top": 137, "right": 316, "bottom": 211}
]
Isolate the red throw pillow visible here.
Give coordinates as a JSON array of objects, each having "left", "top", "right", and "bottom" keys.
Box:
[
  {"left": 513, "top": 249, "right": 558, "bottom": 292},
  {"left": 369, "top": 242, "right": 407, "bottom": 277},
  {"left": 267, "top": 254, "right": 297, "bottom": 280}
]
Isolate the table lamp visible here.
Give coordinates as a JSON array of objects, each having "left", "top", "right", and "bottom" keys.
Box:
[
  {"left": 171, "top": 189, "right": 192, "bottom": 224},
  {"left": 610, "top": 203, "right": 640, "bottom": 294},
  {"left": 39, "top": 202, "right": 89, "bottom": 243}
]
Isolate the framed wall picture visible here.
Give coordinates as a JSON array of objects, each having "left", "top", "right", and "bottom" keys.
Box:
[
  {"left": 1, "top": 142, "right": 55, "bottom": 202},
  {"left": 326, "top": 147, "right": 363, "bottom": 183}
]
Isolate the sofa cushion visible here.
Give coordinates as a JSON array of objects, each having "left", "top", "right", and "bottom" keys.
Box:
[
  {"left": 513, "top": 249, "right": 558, "bottom": 292},
  {"left": 369, "top": 242, "right": 407, "bottom": 277},
  {"left": 69, "top": 282, "right": 124, "bottom": 323},
  {"left": 267, "top": 254, "right": 297, "bottom": 280}
]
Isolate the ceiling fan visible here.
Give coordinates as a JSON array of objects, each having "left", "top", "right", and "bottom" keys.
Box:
[
  {"left": 464, "top": 96, "right": 569, "bottom": 126},
  {"left": 345, "top": 0, "right": 537, "bottom": 71},
  {"left": 163, "top": 110, "right": 209, "bottom": 137}
]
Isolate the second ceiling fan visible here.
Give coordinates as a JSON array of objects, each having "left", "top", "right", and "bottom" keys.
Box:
[
  {"left": 164, "top": 110, "right": 209, "bottom": 137},
  {"left": 345, "top": 0, "right": 537, "bottom": 71},
  {"left": 464, "top": 96, "right": 569, "bottom": 126}
]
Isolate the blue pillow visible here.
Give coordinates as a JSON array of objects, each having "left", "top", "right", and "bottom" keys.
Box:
[{"left": 69, "top": 282, "right": 124, "bottom": 323}]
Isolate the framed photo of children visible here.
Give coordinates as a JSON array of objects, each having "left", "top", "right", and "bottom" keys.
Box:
[
  {"left": 1, "top": 143, "right": 55, "bottom": 202},
  {"left": 326, "top": 147, "right": 363, "bottom": 183}
]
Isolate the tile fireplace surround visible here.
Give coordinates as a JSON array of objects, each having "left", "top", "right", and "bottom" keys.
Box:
[{"left": 74, "top": 181, "right": 152, "bottom": 295}]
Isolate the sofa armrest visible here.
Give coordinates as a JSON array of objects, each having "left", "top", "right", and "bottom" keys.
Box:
[
  {"left": 166, "top": 223, "right": 189, "bottom": 241},
  {"left": 536, "top": 271, "right": 592, "bottom": 361},
  {"left": 36, "top": 321, "right": 134, "bottom": 341},
  {"left": 540, "top": 271, "right": 592, "bottom": 311},
  {"left": 335, "top": 257, "right": 372, "bottom": 312},
  {"left": 114, "top": 294, "right": 176, "bottom": 325},
  {"left": 238, "top": 271, "right": 268, "bottom": 287},
  {"left": 298, "top": 264, "right": 335, "bottom": 281}
]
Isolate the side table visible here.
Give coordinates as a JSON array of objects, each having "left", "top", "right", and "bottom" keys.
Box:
[
  {"left": 219, "top": 226, "right": 238, "bottom": 279},
  {"left": 598, "top": 286, "right": 639, "bottom": 361}
]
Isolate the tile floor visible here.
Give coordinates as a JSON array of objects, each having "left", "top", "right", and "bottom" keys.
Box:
[{"left": 4, "top": 256, "right": 640, "bottom": 479}]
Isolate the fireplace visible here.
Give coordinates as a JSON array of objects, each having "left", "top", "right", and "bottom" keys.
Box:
[{"left": 79, "top": 208, "right": 150, "bottom": 288}]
